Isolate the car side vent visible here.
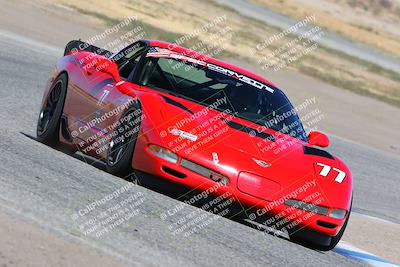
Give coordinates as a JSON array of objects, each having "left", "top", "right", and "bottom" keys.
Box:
[
  {"left": 221, "top": 118, "right": 275, "bottom": 142},
  {"left": 303, "top": 146, "right": 334, "bottom": 160},
  {"left": 161, "top": 95, "right": 194, "bottom": 114}
]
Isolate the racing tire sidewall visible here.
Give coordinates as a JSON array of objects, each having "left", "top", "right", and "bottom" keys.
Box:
[
  {"left": 36, "top": 73, "right": 68, "bottom": 147},
  {"left": 106, "top": 107, "right": 141, "bottom": 179}
]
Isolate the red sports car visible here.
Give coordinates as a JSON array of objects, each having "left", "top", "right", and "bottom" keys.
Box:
[{"left": 37, "top": 39, "right": 352, "bottom": 250}]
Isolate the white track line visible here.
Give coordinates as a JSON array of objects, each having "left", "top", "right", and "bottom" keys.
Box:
[{"left": 335, "top": 241, "right": 399, "bottom": 267}]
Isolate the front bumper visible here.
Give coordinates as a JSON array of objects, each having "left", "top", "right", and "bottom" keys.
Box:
[{"left": 132, "top": 142, "right": 348, "bottom": 237}]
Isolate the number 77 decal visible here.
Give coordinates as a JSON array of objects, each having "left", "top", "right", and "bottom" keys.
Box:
[{"left": 316, "top": 163, "right": 346, "bottom": 183}]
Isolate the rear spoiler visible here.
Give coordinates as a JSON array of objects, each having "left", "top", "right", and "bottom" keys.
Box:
[{"left": 64, "top": 40, "right": 112, "bottom": 57}]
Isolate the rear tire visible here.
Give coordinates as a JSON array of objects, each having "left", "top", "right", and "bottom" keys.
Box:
[
  {"left": 106, "top": 108, "right": 141, "bottom": 179},
  {"left": 36, "top": 73, "right": 68, "bottom": 147}
]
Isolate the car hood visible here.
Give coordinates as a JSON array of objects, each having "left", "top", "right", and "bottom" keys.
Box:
[{"left": 142, "top": 91, "right": 352, "bottom": 208}]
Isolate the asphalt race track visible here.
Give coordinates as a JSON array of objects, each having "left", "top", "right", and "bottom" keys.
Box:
[{"left": 0, "top": 29, "right": 399, "bottom": 266}]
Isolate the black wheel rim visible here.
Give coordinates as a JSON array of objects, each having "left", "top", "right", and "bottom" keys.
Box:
[
  {"left": 37, "top": 80, "right": 62, "bottom": 135},
  {"left": 108, "top": 112, "right": 135, "bottom": 166}
]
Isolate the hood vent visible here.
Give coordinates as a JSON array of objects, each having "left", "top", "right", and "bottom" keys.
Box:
[
  {"left": 303, "top": 146, "right": 334, "bottom": 160},
  {"left": 161, "top": 95, "right": 194, "bottom": 115},
  {"left": 221, "top": 118, "right": 275, "bottom": 142}
]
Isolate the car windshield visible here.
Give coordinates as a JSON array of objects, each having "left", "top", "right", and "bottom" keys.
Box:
[{"left": 138, "top": 49, "right": 307, "bottom": 141}]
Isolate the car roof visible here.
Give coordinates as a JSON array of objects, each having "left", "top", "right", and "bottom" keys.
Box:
[{"left": 147, "top": 39, "right": 278, "bottom": 89}]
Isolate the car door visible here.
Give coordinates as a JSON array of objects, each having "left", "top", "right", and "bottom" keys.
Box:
[
  {"left": 83, "top": 42, "right": 148, "bottom": 160},
  {"left": 62, "top": 52, "right": 117, "bottom": 155}
]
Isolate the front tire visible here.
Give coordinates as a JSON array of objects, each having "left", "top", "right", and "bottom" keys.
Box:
[
  {"left": 106, "top": 108, "right": 141, "bottom": 178},
  {"left": 36, "top": 73, "right": 68, "bottom": 147},
  {"left": 292, "top": 201, "right": 352, "bottom": 251},
  {"left": 321, "top": 209, "right": 350, "bottom": 250}
]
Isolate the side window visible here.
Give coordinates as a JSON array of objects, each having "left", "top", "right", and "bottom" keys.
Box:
[
  {"left": 139, "top": 58, "right": 170, "bottom": 89},
  {"left": 112, "top": 42, "right": 146, "bottom": 80}
]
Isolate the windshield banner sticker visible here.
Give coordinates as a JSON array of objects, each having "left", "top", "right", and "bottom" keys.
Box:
[
  {"left": 207, "top": 63, "right": 274, "bottom": 93},
  {"left": 147, "top": 47, "right": 274, "bottom": 93}
]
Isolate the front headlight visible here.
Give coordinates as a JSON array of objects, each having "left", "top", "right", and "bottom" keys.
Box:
[
  {"left": 148, "top": 144, "right": 178, "bottom": 164},
  {"left": 329, "top": 209, "right": 347, "bottom": 219}
]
